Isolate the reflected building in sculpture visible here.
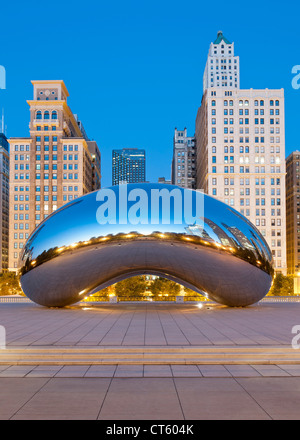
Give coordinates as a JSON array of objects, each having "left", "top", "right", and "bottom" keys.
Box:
[{"left": 8, "top": 80, "right": 101, "bottom": 271}]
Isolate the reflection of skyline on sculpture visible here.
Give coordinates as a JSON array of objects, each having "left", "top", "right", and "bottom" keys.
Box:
[
  {"left": 23, "top": 184, "right": 271, "bottom": 262},
  {"left": 20, "top": 183, "right": 273, "bottom": 308}
]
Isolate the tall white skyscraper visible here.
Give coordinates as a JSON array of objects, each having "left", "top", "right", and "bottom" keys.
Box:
[
  {"left": 203, "top": 31, "right": 240, "bottom": 93},
  {"left": 196, "top": 33, "right": 286, "bottom": 274}
]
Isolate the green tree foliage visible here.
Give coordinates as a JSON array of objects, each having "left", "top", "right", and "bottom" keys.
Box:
[
  {"left": 114, "top": 276, "right": 147, "bottom": 297},
  {"left": 183, "top": 286, "right": 207, "bottom": 300},
  {"left": 0, "top": 272, "right": 24, "bottom": 296},
  {"left": 91, "top": 285, "right": 115, "bottom": 298},
  {"left": 268, "top": 274, "right": 294, "bottom": 296},
  {"left": 150, "top": 277, "right": 181, "bottom": 296}
]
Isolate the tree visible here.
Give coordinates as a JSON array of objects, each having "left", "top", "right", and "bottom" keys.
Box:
[
  {"left": 150, "top": 277, "right": 181, "bottom": 296},
  {"left": 183, "top": 286, "right": 207, "bottom": 299},
  {"left": 0, "top": 272, "right": 24, "bottom": 296},
  {"left": 91, "top": 284, "right": 115, "bottom": 298},
  {"left": 114, "top": 276, "right": 147, "bottom": 297},
  {"left": 268, "top": 274, "right": 294, "bottom": 296}
]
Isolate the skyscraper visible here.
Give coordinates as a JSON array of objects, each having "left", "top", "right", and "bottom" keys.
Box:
[
  {"left": 171, "top": 128, "right": 196, "bottom": 189},
  {"left": 195, "top": 33, "right": 286, "bottom": 274},
  {"left": 112, "top": 148, "right": 146, "bottom": 185},
  {"left": 203, "top": 31, "right": 240, "bottom": 93},
  {"left": 286, "top": 151, "right": 300, "bottom": 279},
  {"left": 8, "top": 80, "right": 101, "bottom": 271},
  {"left": 0, "top": 133, "right": 9, "bottom": 271}
]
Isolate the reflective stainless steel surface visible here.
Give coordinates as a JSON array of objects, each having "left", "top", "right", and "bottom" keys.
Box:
[{"left": 20, "top": 183, "right": 273, "bottom": 307}]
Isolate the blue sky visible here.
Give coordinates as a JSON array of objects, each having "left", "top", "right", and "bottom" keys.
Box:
[{"left": 0, "top": 0, "right": 299, "bottom": 187}]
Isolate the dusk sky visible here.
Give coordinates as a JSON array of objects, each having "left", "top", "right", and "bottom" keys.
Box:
[{"left": 0, "top": 0, "right": 299, "bottom": 187}]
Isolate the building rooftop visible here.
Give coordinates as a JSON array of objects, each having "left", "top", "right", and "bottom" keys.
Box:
[{"left": 213, "top": 31, "right": 232, "bottom": 45}]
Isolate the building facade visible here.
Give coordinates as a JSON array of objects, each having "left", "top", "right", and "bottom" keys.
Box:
[
  {"left": 196, "top": 32, "right": 286, "bottom": 274},
  {"left": 286, "top": 152, "right": 300, "bottom": 279},
  {"left": 8, "top": 80, "right": 101, "bottom": 271},
  {"left": 171, "top": 128, "right": 196, "bottom": 189},
  {"left": 203, "top": 31, "right": 240, "bottom": 93},
  {"left": 0, "top": 133, "right": 9, "bottom": 271},
  {"left": 158, "top": 177, "right": 171, "bottom": 184},
  {"left": 195, "top": 88, "right": 286, "bottom": 274},
  {"left": 112, "top": 148, "right": 146, "bottom": 185}
]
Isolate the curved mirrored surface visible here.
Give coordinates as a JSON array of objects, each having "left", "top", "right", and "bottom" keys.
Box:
[{"left": 19, "top": 183, "right": 274, "bottom": 307}]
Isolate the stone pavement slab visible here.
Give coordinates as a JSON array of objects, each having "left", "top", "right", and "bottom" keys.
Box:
[
  {"left": 250, "top": 365, "right": 291, "bottom": 377},
  {"left": 98, "top": 378, "right": 184, "bottom": 420},
  {"left": 1, "top": 376, "right": 300, "bottom": 419},
  {"left": 10, "top": 378, "right": 111, "bottom": 420},
  {"left": 1, "top": 302, "right": 299, "bottom": 348},
  {"left": 174, "top": 377, "right": 271, "bottom": 420},
  {"left": 235, "top": 377, "right": 300, "bottom": 420}
]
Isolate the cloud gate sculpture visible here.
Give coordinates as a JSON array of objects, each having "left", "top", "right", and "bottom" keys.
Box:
[{"left": 19, "top": 183, "right": 274, "bottom": 307}]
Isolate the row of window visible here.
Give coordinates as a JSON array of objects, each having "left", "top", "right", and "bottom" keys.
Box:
[
  {"left": 36, "top": 126, "right": 57, "bottom": 131},
  {"left": 13, "top": 145, "right": 30, "bottom": 152},
  {"left": 212, "top": 166, "right": 281, "bottom": 173},
  {"left": 212, "top": 109, "right": 280, "bottom": 116},
  {"left": 13, "top": 185, "right": 78, "bottom": 192},
  {"left": 211, "top": 99, "right": 280, "bottom": 107},
  {"left": 222, "top": 188, "right": 281, "bottom": 196},
  {"left": 14, "top": 233, "right": 29, "bottom": 239},
  {"left": 212, "top": 118, "right": 280, "bottom": 124},
  {"left": 212, "top": 156, "right": 281, "bottom": 164},
  {"left": 34, "top": 173, "right": 79, "bottom": 180},
  {"left": 212, "top": 177, "right": 281, "bottom": 186},
  {"left": 35, "top": 164, "right": 79, "bottom": 170},
  {"left": 36, "top": 136, "right": 58, "bottom": 142},
  {"left": 36, "top": 111, "right": 57, "bottom": 120},
  {"left": 212, "top": 146, "right": 281, "bottom": 154},
  {"left": 211, "top": 136, "right": 281, "bottom": 143},
  {"left": 221, "top": 200, "right": 282, "bottom": 218}
]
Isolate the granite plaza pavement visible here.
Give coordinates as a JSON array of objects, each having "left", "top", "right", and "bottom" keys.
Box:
[{"left": 1, "top": 301, "right": 300, "bottom": 420}]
